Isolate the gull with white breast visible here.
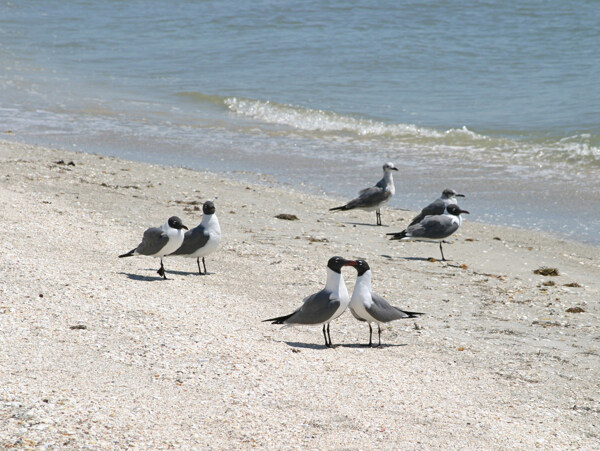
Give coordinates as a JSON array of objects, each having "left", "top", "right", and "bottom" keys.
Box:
[
  {"left": 170, "top": 201, "right": 221, "bottom": 275},
  {"left": 330, "top": 162, "right": 398, "bottom": 226},
  {"left": 263, "top": 256, "right": 356, "bottom": 348},
  {"left": 408, "top": 188, "right": 465, "bottom": 226},
  {"left": 119, "top": 216, "right": 188, "bottom": 279},
  {"left": 350, "top": 259, "right": 423, "bottom": 347},
  {"left": 387, "top": 204, "right": 469, "bottom": 261}
]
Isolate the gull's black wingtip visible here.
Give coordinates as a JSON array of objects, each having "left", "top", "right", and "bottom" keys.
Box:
[
  {"left": 263, "top": 313, "right": 294, "bottom": 324},
  {"left": 405, "top": 311, "right": 425, "bottom": 318},
  {"left": 387, "top": 230, "right": 407, "bottom": 240}
]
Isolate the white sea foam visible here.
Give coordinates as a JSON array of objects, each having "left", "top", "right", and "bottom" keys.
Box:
[
  {"left": 556, "top": 134, "right": 600, "bottom": 159},
  {"left": 223, "top": 97, "right": 600, "bottom": 166},
  {"left": 224, "top": 97, "right": 445, "bottom": 138}
]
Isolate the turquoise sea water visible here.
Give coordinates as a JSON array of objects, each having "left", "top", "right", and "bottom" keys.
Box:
[{"left": 1, "top": 0, "right": 599, "bottom": 243}]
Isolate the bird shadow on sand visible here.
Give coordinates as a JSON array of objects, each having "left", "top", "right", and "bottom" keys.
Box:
[
  {"left": 284, "top": 341, "right": 407, "bottom": 350},
  {"left": 119, "top": 272, "right": 165, "bottom": 282},
  {"left": 166, "top": 269, "right": 214, "bottom": 277},
  {"left": 337, "top": 342, "right": 407, "bottom": 349},
  {"left": 343, "top": 221, "right": 390, "bottom": 228},
  {"left": 381, "top": 255, "right": 437, "bottom": 262},
  {"left": 284, "top": 341, "right": 328, "bottom": 350}
]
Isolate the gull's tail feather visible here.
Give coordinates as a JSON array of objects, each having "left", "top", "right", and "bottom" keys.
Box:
[
  {"left": 263, "top": 312, "right": 294, "bottom": 324},
  {"left": 119, "top": 249, "right": 136, "bottom": 258},
  {"left": 329, "top": 205, "right": 349, "bottom": 212},
  {"left": 387, "top": 230, "right": 407, "bottom": 240},
  {"left": 396, "top": 309, "right": 424, "bottom": 318}
]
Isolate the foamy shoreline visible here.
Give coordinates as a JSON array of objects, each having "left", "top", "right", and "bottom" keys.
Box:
[{"left": 1, "top": 139, "right": 599, "bottom": 449}]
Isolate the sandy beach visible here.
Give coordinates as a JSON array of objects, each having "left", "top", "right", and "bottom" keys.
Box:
[{"left": 1, "top": 139, "right": 599, "bottom": 449}]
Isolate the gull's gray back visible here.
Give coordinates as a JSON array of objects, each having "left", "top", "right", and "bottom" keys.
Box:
[
  {"left": 409, "top": 198, "right": 446, "bottom": 226},
  {"left": 285, "top": 289, "right": 341, "bottom": 325},
  {"left": 348, "top": 186, "right": 390, "bottom": 209},
  {"left": 366, "top": 293, "right": 412, "bottom": 322},
  {"left": 407, "top": 214, "right": 458, "bottom": 239},
  {"left": 171, "top": 224, "right": 209, "bottom": 255},
  {"left": 135, "top": 227, "right": 169, "bottom": 256}
]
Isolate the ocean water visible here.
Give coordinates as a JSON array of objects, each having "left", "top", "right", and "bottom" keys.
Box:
[{"left": 1, "top": 0, "right": 599, "bottom": 243}]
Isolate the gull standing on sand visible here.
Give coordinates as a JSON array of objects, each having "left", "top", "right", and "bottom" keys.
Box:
[
  {"left": 387, "top": 204, "right": 469, "bottom": 261},
  {"left": 119, "top": 216, "right": 188, "bottom": 279},
  {"left": 350, "top": 260, "right": 423, "bottom": 347},
  {"left": 170, "top": 201, "right": 221, "bottom": 275},
  {"left": 330, "top": 162, "right": 398, "bottom": 226},
  {"left": 263, "top": 256, "right": 356, "bottom": 348},
  {"left": 408, "top": 188, "right": 465, "bottom": 226}
]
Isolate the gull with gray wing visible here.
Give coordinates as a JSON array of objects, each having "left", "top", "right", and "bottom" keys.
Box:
[
  {"left": 119, "top": 216, "right": 188, "bottom": 279},
  {"left": 170, "top": 201, "right": 221, "bottom": 275},
  {"left": 330, "top": 162, "right": 398, "bottom": 226},
  {"left": 263, "top": 256, "right": 356, "bottom": 348},
  {"left": 387, "top": 204, "right": 469, "bottom": 261},
  {"left": 408, "top": 188, "right": 465, "bottom": 226},
  {"left": 350, "top": 259, "right": 423, "bottom": 347}
]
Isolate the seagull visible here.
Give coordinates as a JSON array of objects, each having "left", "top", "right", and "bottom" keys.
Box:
[
  {"left": 387, "top": 204, "right": 469, "bottom": 261},
  {"left": 408, "top": 188, "right": 465, "bottom": 226},
  {"left": 263, "top": 256, "right": 356, "bottom": 348},
  {"left": 170, "top": 201, "right": 221, "bottom": 275},
  {"left": 330, "top": 162, "right": 398, "bottom": 226},
  {"left": 350, "top": 259, "right": 423, "bottom": 347},
  {"left": 119, "top": 216, "right": 188, "bottom": 279}
]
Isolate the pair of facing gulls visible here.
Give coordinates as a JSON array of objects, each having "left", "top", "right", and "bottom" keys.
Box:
[
  {"left": 119, "top": 201, "right": 221, "bottom": 279},
  {"left": 330, "top": 162, "right": 469, "bottom": 261},
  {"left": 265, "top": 256, "right": 423, "bottom": 347}
]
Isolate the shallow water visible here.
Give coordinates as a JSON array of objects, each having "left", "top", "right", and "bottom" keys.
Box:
[{"left": 1, "top": 0, "right": 599, "bottom": 243}]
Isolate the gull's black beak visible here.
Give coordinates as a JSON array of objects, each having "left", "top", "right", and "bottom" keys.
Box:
[
  {"left": 456, "top": 193, "right": 465, "bottom": 197},
  {"left": 182, "top": 225, "right": 189, "bottom": 230},
  {"left": 459, "top": 209, "right": 470, "bottom": 215},
  {"left": 344, "top": 260, "right": 357, "bottom": 266},
  {"left": 391, "top": 167, "right": 399, "bottom": 171}
]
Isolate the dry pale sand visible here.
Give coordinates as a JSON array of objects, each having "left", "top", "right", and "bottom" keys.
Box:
[{"left": 1, "top": 139, "right": 599, "bottom": 450}]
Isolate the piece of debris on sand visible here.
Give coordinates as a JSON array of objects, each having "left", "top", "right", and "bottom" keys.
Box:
[
  {"left": 275, "top": 213, "right": 299, "bottom": 220},
  {"left": 533, "top": 267, "right": 559, "bottom": 276}
]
